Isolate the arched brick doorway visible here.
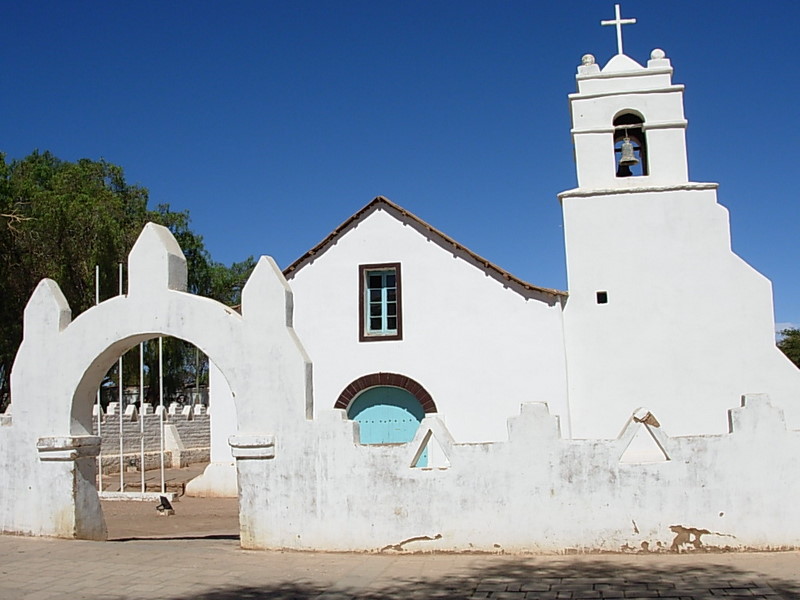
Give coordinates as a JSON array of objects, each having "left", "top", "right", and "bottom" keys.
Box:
[{"left": 334, "top": 372, "right": 437, "bottom": 413}]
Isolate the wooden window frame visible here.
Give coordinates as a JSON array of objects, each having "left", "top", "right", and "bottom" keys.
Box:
[{"left": 359, "top": 262, "right": 403, "bottom": 342}]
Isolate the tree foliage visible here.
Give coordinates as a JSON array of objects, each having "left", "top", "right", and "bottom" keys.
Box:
[
  {"left": 778, "top": 328, "right": 800, "bottom": 369},
  {"left": 0, "top": 151, "right": 254, "bottom": 409}
]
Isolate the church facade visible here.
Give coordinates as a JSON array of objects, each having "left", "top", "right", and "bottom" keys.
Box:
[
  {"left": 277, "top": 46, "right": 800, "bottom": 444},
  {"left": 285, "top": 197, "right": 569, "bottom": 444},
  {"left": 186, "top": 37, "right": 800, "bottom": 507},
  {"left": 6, "top": 9, "right": 800, "bottom": 553}
]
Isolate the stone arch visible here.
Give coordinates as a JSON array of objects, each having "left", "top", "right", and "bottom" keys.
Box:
[
  {"left": 3, "top": 222, "right": 312, "bottom": 541},
  {"left": 334, "top": 372, "right": 437, "bottom": 413},
  {"left": 66, "top": 303, "right": 247, "bottom": 437}
]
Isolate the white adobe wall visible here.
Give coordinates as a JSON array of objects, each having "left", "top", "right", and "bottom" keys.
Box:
[
  {"left": 6, "top": 222, "right": 800, "bottom": 552},
  {"left": 237, "top": 395, "right": 800, "bottom": 552},
  {"left": 207, "top": 361, "right": 237, "bottom": 463},
  {"left": 1, "top": 223, "right": 311, "bottom": 538},
  {"left": 0, "top": 280, "right": 107, "bottom": 540},
  {"left": 287, "top": 205, "right": 569, "bottom": 442},
  {"left": 562, "top": 187, "right": 800, "bottom": 438},
  {"left": 185, "top": 361, "right": 238, "bottom": 497}
]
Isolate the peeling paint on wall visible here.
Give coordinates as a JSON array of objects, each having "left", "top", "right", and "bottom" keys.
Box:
[{"left": 380, "top": 533, "right": 442, "bottom": 552}]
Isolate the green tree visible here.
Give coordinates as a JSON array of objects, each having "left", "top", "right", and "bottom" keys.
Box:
[
  {"left": 778, "top": 328, "right": 800, "bottom": 368},
  {"left": 0, "top": 150, "right": 255, "bottom": 409},
  {"left": 208, "top": 256, "right": 257, "bottom": 306},
  {"left": 0, "top": 151, "right": 149, "bottom": 407}
]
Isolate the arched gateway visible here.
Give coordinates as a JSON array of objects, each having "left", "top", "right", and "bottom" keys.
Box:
[{"left": 0, "top": 223, "right": 311, "bottom": 542}]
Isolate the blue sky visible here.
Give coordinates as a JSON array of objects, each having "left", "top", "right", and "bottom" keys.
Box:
[{"left": 2, "top": 1, "right": 798, "bottom": 328}]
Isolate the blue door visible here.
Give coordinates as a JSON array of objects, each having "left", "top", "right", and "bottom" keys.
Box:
[{"left": 348, "top": 386, "right": 426, "bottom": 464}]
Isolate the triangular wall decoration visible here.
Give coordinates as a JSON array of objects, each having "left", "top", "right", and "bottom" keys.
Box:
[
  {"left": 411, "top": 429, "right": 451, "bottom": 469},
  {"left": 619, "top": 423, "right": 669, "bottom": 464}
]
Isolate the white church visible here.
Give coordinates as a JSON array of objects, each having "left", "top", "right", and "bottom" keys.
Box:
[
  {"left": 192, "top": 6, "right": 800, "bottom": 487},
  {"left": 4, "top": 6, "right": 800, "bottom": 552}
]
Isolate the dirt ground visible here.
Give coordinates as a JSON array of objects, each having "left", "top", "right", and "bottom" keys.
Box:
[
  {"left": 99, "top": 463, "right": 240, "bottom": 540},
  {"left": 101, "top": 496, "right": 240, "bottom": 540}
]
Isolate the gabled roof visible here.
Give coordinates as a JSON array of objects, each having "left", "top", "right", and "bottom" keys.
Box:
[{"left": 283, "top": 196, "right": 567, "bottom": 299}]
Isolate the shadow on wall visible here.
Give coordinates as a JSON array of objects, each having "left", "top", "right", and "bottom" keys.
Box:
[{"left": 163, "top": 557, "right": 799, "bottom": 600}]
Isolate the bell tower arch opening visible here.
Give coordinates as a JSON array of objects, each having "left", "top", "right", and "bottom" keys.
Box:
[
  {"left": 568, "top": 48, "right": 689, "bottom": 190},
  {"left": 613, "top": 112, "right": 647, "bottom": 178}
]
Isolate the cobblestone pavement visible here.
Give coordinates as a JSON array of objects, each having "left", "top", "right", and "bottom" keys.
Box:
[{"left": 1, "top": 535, "right": 799, "bottom": 599}]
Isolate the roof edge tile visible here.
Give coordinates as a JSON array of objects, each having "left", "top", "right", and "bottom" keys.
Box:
[{"left": 283, "top": 196, "right": 567, "bottom": 299}]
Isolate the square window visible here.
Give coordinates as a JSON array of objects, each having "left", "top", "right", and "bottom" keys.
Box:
[
  {"left": 596, "top": 291, "right": 608, "bottom": 304},
  {"left": 359, "top": 263, "right": 402, "bottom": 342}
]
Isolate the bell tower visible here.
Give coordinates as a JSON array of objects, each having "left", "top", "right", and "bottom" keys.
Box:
[
  {"left": 571, "top": 5, "right": 689, "bottom": 190},
  {"left": 559, "top": 6, "right": 800, "bottom": 440}
]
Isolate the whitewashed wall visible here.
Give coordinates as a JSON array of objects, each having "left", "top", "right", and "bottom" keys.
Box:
[
  {"left": 562, "top": 188, "right": 800, "bottom": 438},
  {"left": 185, "top": 361, "right": 238, "bottom": 497},
  {"left": 1, "top": 223, "right": 311, "bottom": 538},
  {"left": 4, "top": 220, "right": 800, "bottom": 553},
  {"left": 287, "top": 205, "right": 569, "bottom": 442},
  {"left": 237, "top": 395, "right": 800, "bottom": 552}
]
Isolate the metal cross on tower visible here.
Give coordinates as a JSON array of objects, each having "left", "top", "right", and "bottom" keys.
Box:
[{"left": 601, "top": 4, "right": 636, "bottom": 56}]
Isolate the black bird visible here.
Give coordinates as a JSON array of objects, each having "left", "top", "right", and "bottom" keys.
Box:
[{"left": 156, "top": 495, "right": 174, "bottom": 516}]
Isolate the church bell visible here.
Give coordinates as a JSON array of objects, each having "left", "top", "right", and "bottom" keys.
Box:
[{"left": 618, "top": 137, "right": 639, "bottom": 167}]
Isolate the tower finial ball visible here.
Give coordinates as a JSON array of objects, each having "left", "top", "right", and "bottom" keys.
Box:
[
  {"left": 650, "top": 48, "right": 666, "bottom": 60},
  {"left": 581, "top": 54, "right": 596, "bottom": 66}
]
